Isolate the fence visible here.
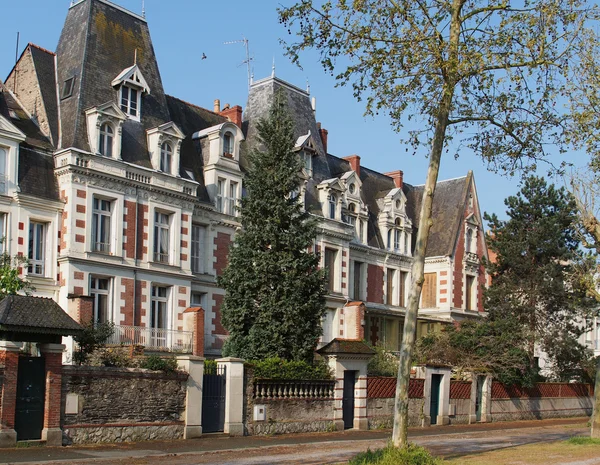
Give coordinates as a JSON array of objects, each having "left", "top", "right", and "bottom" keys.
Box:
[
  {"left": 107, "top": 325, "right": 193, "bottom": 353},
  {"left": 253, "top": 379, "right": 335, "bottom": 400}
]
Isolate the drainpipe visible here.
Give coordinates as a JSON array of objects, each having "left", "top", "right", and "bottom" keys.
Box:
[{"left": 132, "top": 188, "right": 138, "bottom": 327}]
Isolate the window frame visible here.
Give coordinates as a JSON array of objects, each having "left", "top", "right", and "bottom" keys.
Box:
[
  {"left": 92, "top": 197, "right": 112, "bottom": 254},
  {"left": 191, "top": 224, "right": 206, "bottom": 274},
  {"left": 160, "top": 141, "right": 172, "bottom": 173},
  {"left": 153, "top": 211, "right": 171, "bottom": 264},
  {"left": 324, "top": 247, "right": 338, "bottom": 292},
  {"left": 28, "top": 221, "right": 47, "bottom": 276},
  {"left": 329, "top": 195, "right": 337, "bottom": 220},
  {"left": 120, "top": 85, "right": 140, "bottom": 119},
  {"left": 90, "top": 276, "right": 111, "bottom": 325},
  {"left": 98, "top": 122, "right": 114, "bottom": 157}
]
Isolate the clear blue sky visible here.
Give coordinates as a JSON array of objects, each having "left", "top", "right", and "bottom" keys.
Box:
[{"left": 0, "top": 0, "right": 585, "bottom": 223}]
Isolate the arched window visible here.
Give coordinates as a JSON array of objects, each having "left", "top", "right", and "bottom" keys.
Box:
[
  {"left": 160, "top": 142, "right": 172, "bottom": 173},
  {"left": 346, "top": 203, "right": 357, "bottom": 226},
  {"left": 466, "top": 228, "right": 473, "bottom": 253},
  {"left": 223, "top": 132, "right": 233, "bottom": 155},
  {"left": 329, "top": 194, "right": 336, "bottom": 219},
  {"left": 99, "top": 123, "right": 113, "bottom": 157},
  {"left": 394, "top": 218, "right": 402, "bottom": 251}
]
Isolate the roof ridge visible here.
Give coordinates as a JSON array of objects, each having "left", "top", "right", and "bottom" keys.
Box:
[
  {"left": 166, "top": 94, "right": 225, "bottom": 118},
  {"left": 411, "top": 174, "right": 468, "bottom": 187},
  {"left": 28, "top": 43, "right": 56, "bottom": 56}
]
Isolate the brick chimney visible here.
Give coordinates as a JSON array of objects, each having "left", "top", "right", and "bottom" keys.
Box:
[
  {"left": 213, "top": 99, "right": 221, "bottom": 113},
  {"left": 343, "top": 155, "right": 361, "bottom": 177},
  {"left": 317, "top": 122, "right": 329, "bottom": 153},
  {"left": 221, "top": 105, "right": 243, "bottom": 129},
  {"left": 385, "top": 170, "right": 404, "bottom": 189}
]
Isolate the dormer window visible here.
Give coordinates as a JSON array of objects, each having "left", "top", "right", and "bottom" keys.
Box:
[
  {"left": 120, "top": 86, "right": 139, "bottom": 118},
  {"left": 346, "top": 203, "right": 357, "bottom": 226},
  {"left": 329, "top": 194, "right": 337, "bottom": 219},
  {"left": 160, "top": 142, "right": 172, "bottom": 173},
  {"left": 394, "top": 218, "right": 402, "bottom": 251},
  {"left": 99, "top": 123, "right": 114, "bottom": 157},
  {"left": 223, "top": 132, "right": 233, "bottom": 156}
]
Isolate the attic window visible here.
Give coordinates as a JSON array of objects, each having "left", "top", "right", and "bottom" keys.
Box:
[
  {"left": 349, "top": 183, "right": 356, "bottom": 194},
  {"left": 121, "top": 86, "right": 139, "bottom": 118},
  {"left": 61, "top": 77, "right": 75, "bottom": 99}
]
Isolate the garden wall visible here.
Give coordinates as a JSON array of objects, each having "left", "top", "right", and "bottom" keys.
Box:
[
  {"left": 243, "top": 368, "right": 337, "bottom": 435},
  {"left": 61, "top": 366, "right": 188, "bottom": 444},
  {"left": 366, "top": 377, "right": 426, "bottom": 428},
  {"left": 448, "top": 380, "right": 472, "bottom": 425},
  {"left": 490, "top": 382, "right": 593, "bottom": 422}
]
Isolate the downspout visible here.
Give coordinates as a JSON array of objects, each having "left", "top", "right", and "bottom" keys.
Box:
[{"left": 133, "top": 187, "right": 138, "bottom": 327}]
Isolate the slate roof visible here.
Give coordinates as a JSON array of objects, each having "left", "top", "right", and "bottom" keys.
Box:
[
  {"left": 56, "top": 0, "right": 171, "bottom": 161},
  {"left": 28, "top": 45, "right": 60, "bottom": 146},
  {"left": 317, "top": 338, "right": 376, "bottom": 355},
  {"left": 0, "top": 295, "right": 82, "bottom": 336}
]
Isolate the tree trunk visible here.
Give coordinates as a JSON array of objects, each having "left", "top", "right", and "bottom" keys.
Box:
[
  {"left": 391, "top": 0, "right": 463, "bottom": 448},
  {"left": 592, "top": 351, "right": 600, "bottom": 437}
]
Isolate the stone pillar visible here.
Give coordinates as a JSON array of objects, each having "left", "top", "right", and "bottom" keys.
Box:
[
  {"left": 39, "top": 343, "right": 65, "bottom": 446},
  {"left": 0, "top": 341, "right": 21, "bottom": 448},
  {"left": 177, "top": 355, "right": 204, "bottom": 439},
  {"left": 342, "top": 302, "right": 365, "bottom": 340},
  {"left": 217, "top": 357, "right": 244, "bottom": 436},
  {"left": 481, "top": 375, "right": 493, "bottom": 423},
  {"left": 183, "top": 307, "right": 205, "bottom": 357},
  {"left": 327, "top": 356, "right": 346, "bottom": 431},
  {"left": 67, "top": 295, "right": 93, "bottom": 325},
  {"left": 354, "top": 368, "right": 369, "bottom": 430}
]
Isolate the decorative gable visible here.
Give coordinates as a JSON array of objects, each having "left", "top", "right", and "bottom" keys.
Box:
[
  {"left": 111, "top": 64, "right": 150, "bottom": 121},
  {"left": 294, "top": 131, "right": 318, "bottom": 178},
  {"left": 111, "top": 64, "right": 151, "bottom": 94},
  {"left": 317, "top": 178, "right": 345, "bottom": 220},
  {"left": 85, "top": 102, "right": 127, "bottom": 158},
  {"left": 0, "top": 114, "right": 25, "bottom": 196},
  {"left": 0, "top": 114, "right": 26, "bottom": 143},
  {"left": 378, "top": 188, "right": 413, "bottom": 254},
  {"left": 146, "top": 122, "right": 185, "bottom": 175}
]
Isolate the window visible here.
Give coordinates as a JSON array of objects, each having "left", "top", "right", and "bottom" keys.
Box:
[
  {"left": 421, "top": 272, "right": 437, "bottom": 308},
  {"left": 329, "top": 195, "right": 336, "bottom": 219},
  {"left": 151, "top": 286, "right": 168, "bottom": 347},
  {"left": 0, "top": 213, "right": 6, "bottom": 253},
  {"left": 466, "top": 275, "right": 476, "bottom": 310},
  {"left": 98, "top": 123, "right": 113, "bottom": 157},
  {"left": 92, "top": 198, "right": 111, "bottom": 253},
  {"left": 90, "top": 277, "right": 110, "bottom": 324},
  {"left": 404, "top": 231, "right": 409, "bottom": 254},
  {"left": 228, "top": 182, "right": 238, "bottom": 216},
  {"left": 120, "top": 86, "right": 139, "bottom": 117},
  {"left": 393, "top": 218, "right": 401, "bottom": 251},
  {"left": 223, "top": 132, "right": 233, "bottom": 155},
  {"left": 386, "top": 268, "right": 396, "bottom": 306},
  {"left": 160, "top": 142, "right": 172, "bottom": 173},
  {"left": 61, "top": 77, "right": 75, "bottom": 99},
  {"left": 466, "top": 228, "right": 473, "bottom": 253},
  {"left": 216, "top": 178, "right": 225, "bottom": 213},
  {"left": 28, "top": 222, "right": 46, "bottom": 276},
  {"left": 346, "top": 203, "right": 357, "bottom": 226},
  {"left": 153, "top": 212, "right": 170, "bottom": 263},
  {"left": 324, "top": 248, "right": 337, "bottom": 292},
  {"left": 191, "top": 292, "right": 207, "bottom": 308},
  {"left": 348, "top": 183, "right": 355, "bottom": 194},
  {"left": 302, "top": 151, "right": 313, "bottom": 176},
  {"left": 353, "top": 261, "right": 363, "bottom": 301},
  {"left": 399, "top": 271, "right": 408, "bottom": 307},
  {"left": 0, "top": 147, "right": 6, "bottom": 194},
  {"left": 191, "top": 224, "right": 206, "bottom": 273}
]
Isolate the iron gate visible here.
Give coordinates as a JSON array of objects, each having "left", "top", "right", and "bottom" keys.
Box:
[
  {"left": 15, "top": 356, "right": 46, "bottom": 441},
  {"left": 202, "top": 364, "right": 226, "bottom": 433}
]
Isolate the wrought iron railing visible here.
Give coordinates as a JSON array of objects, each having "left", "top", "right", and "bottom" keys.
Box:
[
  {"left": 253, "top": 379, "right": 335, "bottom": 400},
  {"left": 107, "top": 325, "right": 193, "bottom": 353}
]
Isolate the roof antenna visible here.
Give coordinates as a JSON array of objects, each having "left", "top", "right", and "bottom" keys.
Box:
[
  {"left": 134, "top": 48, "right": 137, "bottom": 65},
  {"left": 13, "top": 32, "right": 19, "bottom": 95},
  {"left": 306, "top": 78, "right": 310, "bottom": 94},
  {"left": 272, "top": 57, "right": 276, "bottom": 78},
  {"left": 224, "top": 36, "right": 254, "bottom": 91},
  {"left": 141, "top": 0, "right": 145, "bottom": 18}
]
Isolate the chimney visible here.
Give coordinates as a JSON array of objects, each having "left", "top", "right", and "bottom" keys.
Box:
[
  {"left": 213, "top": 99, "right": 221, "bottom": 113},
  {"left": 220, "top": 105, "right": 243, "bottom": 129},
  {"left": 385, "top": 170, "right": 404, "bottom": 189},
  {"left": 343, "top": 155, "right": 361, "bottom": 177},
  {"left": 317, "top": 122, "right": 328, "bottom": 154}
]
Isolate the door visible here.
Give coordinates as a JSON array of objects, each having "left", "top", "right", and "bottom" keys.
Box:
[
  {"left": 475, "top": 376, "right": 484, "bottom": 422},
  {"left": 430, "top": 374, "right": 442, "bottom": 425},
  {"left": 14, "top": 356, "right": 46, "bottom": 441},
  {"left": 202, "top": 364, "right": 226, "bottom": 433},
  {"left": 342, "top": 370, "right": 356, "bottom": 429}
]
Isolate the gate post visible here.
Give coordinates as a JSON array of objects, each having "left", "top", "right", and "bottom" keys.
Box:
[
  {"left": 423, "top": 365, "right": 451, "bottom": 426},
  {"left": 39, "top": 343, "right": 65, "bottom": 446},
  {"left": 0, "top": 341, "right": 20, "bottom": 448},
  {"left": 217, "top": 357, "right": 244, "bottom": 436},
  {"left": 177, "top": 355, "right": 204, "bottom": 439},
  {"left": 481, "top": 375, "right": 493, "bottom": 422}
]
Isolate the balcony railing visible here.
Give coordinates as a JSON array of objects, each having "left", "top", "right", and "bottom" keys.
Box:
[{"left": 107, "top": 325, "right": 193, "bottom": 353}]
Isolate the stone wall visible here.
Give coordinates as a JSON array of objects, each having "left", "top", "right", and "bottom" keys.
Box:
[
  {"left": 366, "top": 397, "right": 425, "bottom": 428},
  {"left": 244, "top": 369, "right": 337, "bottom": 435},
  {"left": 61, "top": 366, "right": 188, "bottom": 444},
  {"left": 448, "top": 398, "right": 471, "bottom": 424},
  {"left": 490, "top": 397, "right": 593, "bottom": 422}
]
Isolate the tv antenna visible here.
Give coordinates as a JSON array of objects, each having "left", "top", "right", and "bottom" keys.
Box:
[{"left": 224, "top": 36, "right": 254, "bottom": 90}]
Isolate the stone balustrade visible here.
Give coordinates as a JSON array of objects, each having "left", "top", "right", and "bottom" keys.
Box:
[{"left": 253, "top": 379, "right": 335, "bottom": 400}]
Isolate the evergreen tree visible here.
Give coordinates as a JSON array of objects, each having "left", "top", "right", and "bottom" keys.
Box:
[
  {"left": 484, "top": 176, "right": 596, "bottom": 381},
  {"left": 218, "top": 92, "right": 327, "bottom": 363}
]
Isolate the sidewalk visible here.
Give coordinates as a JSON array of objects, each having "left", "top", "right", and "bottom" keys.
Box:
[{"left": 0, "top": 418, "right": 588, "bottom": 465}]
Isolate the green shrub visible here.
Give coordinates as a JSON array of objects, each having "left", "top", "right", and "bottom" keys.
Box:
[
  {"left": 204, "top": 359, "right": 218, "bottom": 374},
  {"left": 349, "top": 444, "right": 441, "bottom": 465},
  {"left": 73, "top": 321, "right": 115, "bottom": 365},
  {"left": 251, "top": 357, "right": 333, "bottom": 380},
  {"left": 567, "top": 436, "right": 600, "bottom": 445},
  {"left": 139, "top": 354, "right": 179, "bottom": 373},
  {"left": 367, "top": 343, "right": 399, "bottom": 377},
  {"left": 98, "top": 347, "right": 134, "bottom": 368}
]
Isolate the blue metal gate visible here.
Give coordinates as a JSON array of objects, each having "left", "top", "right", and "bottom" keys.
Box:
[{"left": 202, "top": 364, "right": 226, "bottom": 433}]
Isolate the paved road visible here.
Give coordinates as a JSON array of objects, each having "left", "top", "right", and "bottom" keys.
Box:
[{"left": 0, "top": 418, "right": 589, "bottom": 465}]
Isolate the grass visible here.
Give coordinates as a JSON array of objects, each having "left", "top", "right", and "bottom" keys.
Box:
[
  {"left": 567, "top": 436, "right": 600, "bottom": 445},
  {"left": 348, "top": 444, "right": 442, "bottom": 465}
]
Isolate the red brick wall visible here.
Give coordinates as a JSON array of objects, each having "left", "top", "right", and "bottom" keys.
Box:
[
  {"left": 137, "top": 204, "right": 148, "bottom": 261},
  {"left": 42, "top": 352, "right": 62, "bottom": 429},
  {"left": 120, "top": 278, "right": 134, "bottom": 326},
  {"left": 0, "top": 350, "right": 18, "bottom": 429},
  {"left": 136, "top": 280, "right": 147, "bottom": 327},
  {"left": 123, "top": 200, "right": 136, "bottom": 259},
  {"left": 367, "top": 264, "right": 384, "bottom": 304},
  {"left": 214, "top": 232, "right": 231, "bottom": 276}
]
